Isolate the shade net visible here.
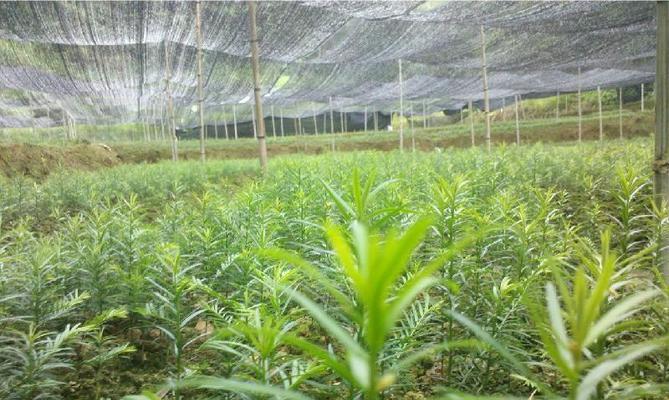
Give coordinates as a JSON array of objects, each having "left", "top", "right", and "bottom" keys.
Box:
[{"left": 0, "top": 1, "right": 656, "bottom": 129}]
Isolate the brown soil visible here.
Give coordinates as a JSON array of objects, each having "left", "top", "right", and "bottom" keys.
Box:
[{"left": 0, "top": 142, "right": 121, "bottom": 179}]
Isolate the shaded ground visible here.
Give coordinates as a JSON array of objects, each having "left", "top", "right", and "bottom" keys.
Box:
[{"left": 0, "top": 111, "right": 653, "bottom": 179}]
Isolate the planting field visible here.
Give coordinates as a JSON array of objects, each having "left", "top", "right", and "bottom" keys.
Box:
[{"left": 1, "top": 139, "right": 667, "bottom": 399}]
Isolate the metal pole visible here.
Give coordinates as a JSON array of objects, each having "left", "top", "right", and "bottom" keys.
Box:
[
  {"left": 196, "top": 0, "right": 205, "bottom": 161},
  {"left": 641, "top": 82, "right": 645, "bottom": 111},
  {"left": 654, "top": 0, "right": 669, "bottom": 282},
  {"left": 598, "top": 85, "right": 603, "bottom": 141},
  {"left": 481, "top": 26, "right": 491, "bottom": 152},
  {"left": 280, "top": 108, "right": 284, "bottom": 137},
  {"left": 398, "top": 58, "right": 404, "bottom": 152},
  {"left": 373, "top": 111, "right": 378, "bottom": 131},
  {"left": 578, "top": 67, "right": 582, "bottom": 143},
  {"left": 248, "top": 0, "right": 268, "bottom": 170}
]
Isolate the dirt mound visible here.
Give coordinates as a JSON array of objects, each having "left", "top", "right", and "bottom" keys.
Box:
[{"left": 0, "top": 142, "right": 121, "bottom": 179}]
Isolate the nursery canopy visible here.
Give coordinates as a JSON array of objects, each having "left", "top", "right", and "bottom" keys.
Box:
[{"left": 0, "top": 1, "right": 657, "bottom": 128}]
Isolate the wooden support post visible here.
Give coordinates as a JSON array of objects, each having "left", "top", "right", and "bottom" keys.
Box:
[
  {"left": 501, "top": 97, "right": 506, "bottom": 121},
  {"left": 654, "top": 0, "right": 669, "bottom": 282},
  {"left": 480, "top": 26, "right": 491, "bottom": 152},
  {"left": 280, "top": 108, "right": 285, "bottom": 137},
  {"left": 641, "top": 82, "right": 645, "bottom": 111},
  {"left": 619, "top": 87, "right": 624, "bottom": 139},
  {"left": 598, "top": 85, "right": 603, "bottom": 141},
  {"left": 222, "top": 105, "right": 229, "bottom": 140},
  {"left": 422, "top": 100, "right": 427, "bottom": 129},
  {"left": 364, "top": 106, "right": 368, "bottom": 132},
  {"left": 312, "top": 105, "right": 318, "bottom": 135},
  {"left": 469, "top": 99, "right": 475, "bottom": 147},
  {"left": 329, "top": 97, "right": 335, "bottom": 151},
  {"left": 410, "top": 104, "right": 415, "bottom": 152},
  {"left": 556, "top": 91, "right": 560, "bottom": 121},
  {"left": 196, "top": 0, "right": 205, "bottom": 161},
  {"left": 398, "top": 58, "right": 404, "bottom": 152},
  {"left": 271, "top": 105, "right": 276, "bottom": 138},
  {"left": 578, "top": 67, "right": 582, "bottom": 143},
  {"left": 248, "top": 0, "right": 268, "bottom": 170},
  {"left": 515, "top": 94, "right": 520, "bottom": 145},
  {"left": 233, "top": 104, "right": 238, "bottom": 139},
  {"left": 160, "top": 98, "right": 166, "bottom": 141},
  {"left": 252, "top": 106, "right": 257, "bottom": 139}
]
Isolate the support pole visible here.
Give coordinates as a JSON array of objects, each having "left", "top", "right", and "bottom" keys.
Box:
[
  {"left": 469, "top": 99, "right": 475, "bottom": 147},
  {"left": 641, "top": 82, "right": 645, "bottom": 111},
  {"left": 214, "top": 119, "right": 218, "bottom": 140},
  {"left": 598, "top": 85, "right": 603, "bottom": 141},
  {"left": 422, "top": 100, "right": 427, "bottom": 129},
  {"left": 312, "top": 105, "right": 318, "bottom": 135},
  {"left": 398, "top": 58, "right": 404, "bottom": 152},
  {"left": 223, "top": 105, "right": 229, "bottom": 140},
  {"left": 165, "top": 42, "right": 178, "bottom": 160},
  {"left": 329, "top": 97, "right": 335, "bottom": 151},
  {"left": 252, "top": 106, "right": 257, "bottom": 139},
  {"left": 619, "top": 87, "right": 624, "bottom": 139},
  {"left": 373, "top": 111, "right": 378, "bottom": 131},
  {"left": 322, "top": 113, "right": 327, "bottom": 134},
  {"left": 248, "top": 0, "right": 268, "bottom": 170},
  {"left": 556, "top": 91, "right": 560, "bottom": 121},
  {"left": 280, "top": 108, "right": 285, "bottom": 137},
  {"left": 364, "top": 106, "right": 368, "bottom": 132},
  {"left": 196, "top": 0, "right": 205, "bottom": 161},
  {"left": 339, "top": 106, "right": 344, "bottom": 134},
  {"left": 480, "top": 26, "right": 491, "bottom": 152},
  {"left": 501, "top": 97, "right": 506, "bottom": 121},
  {"left": 578, "top": 67, "right": 582, "bottom": 143},
  {"left": 160, "top": 98, "right": 166, "bottom": 141},
  {"left": 233, "top": 104, "right": 238, "bottom": 139},
  {"left": 271, "top": 105, "right": 276, "bottom": 138},
  {"left": 514, "top": 94, "right": 520, "bottom": 145},
  {"left": 410, "top": 104, "right": 415, "bottom": 152},
  {"left": 654, "top": 0, "right": 669, "bottom": 282}
]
